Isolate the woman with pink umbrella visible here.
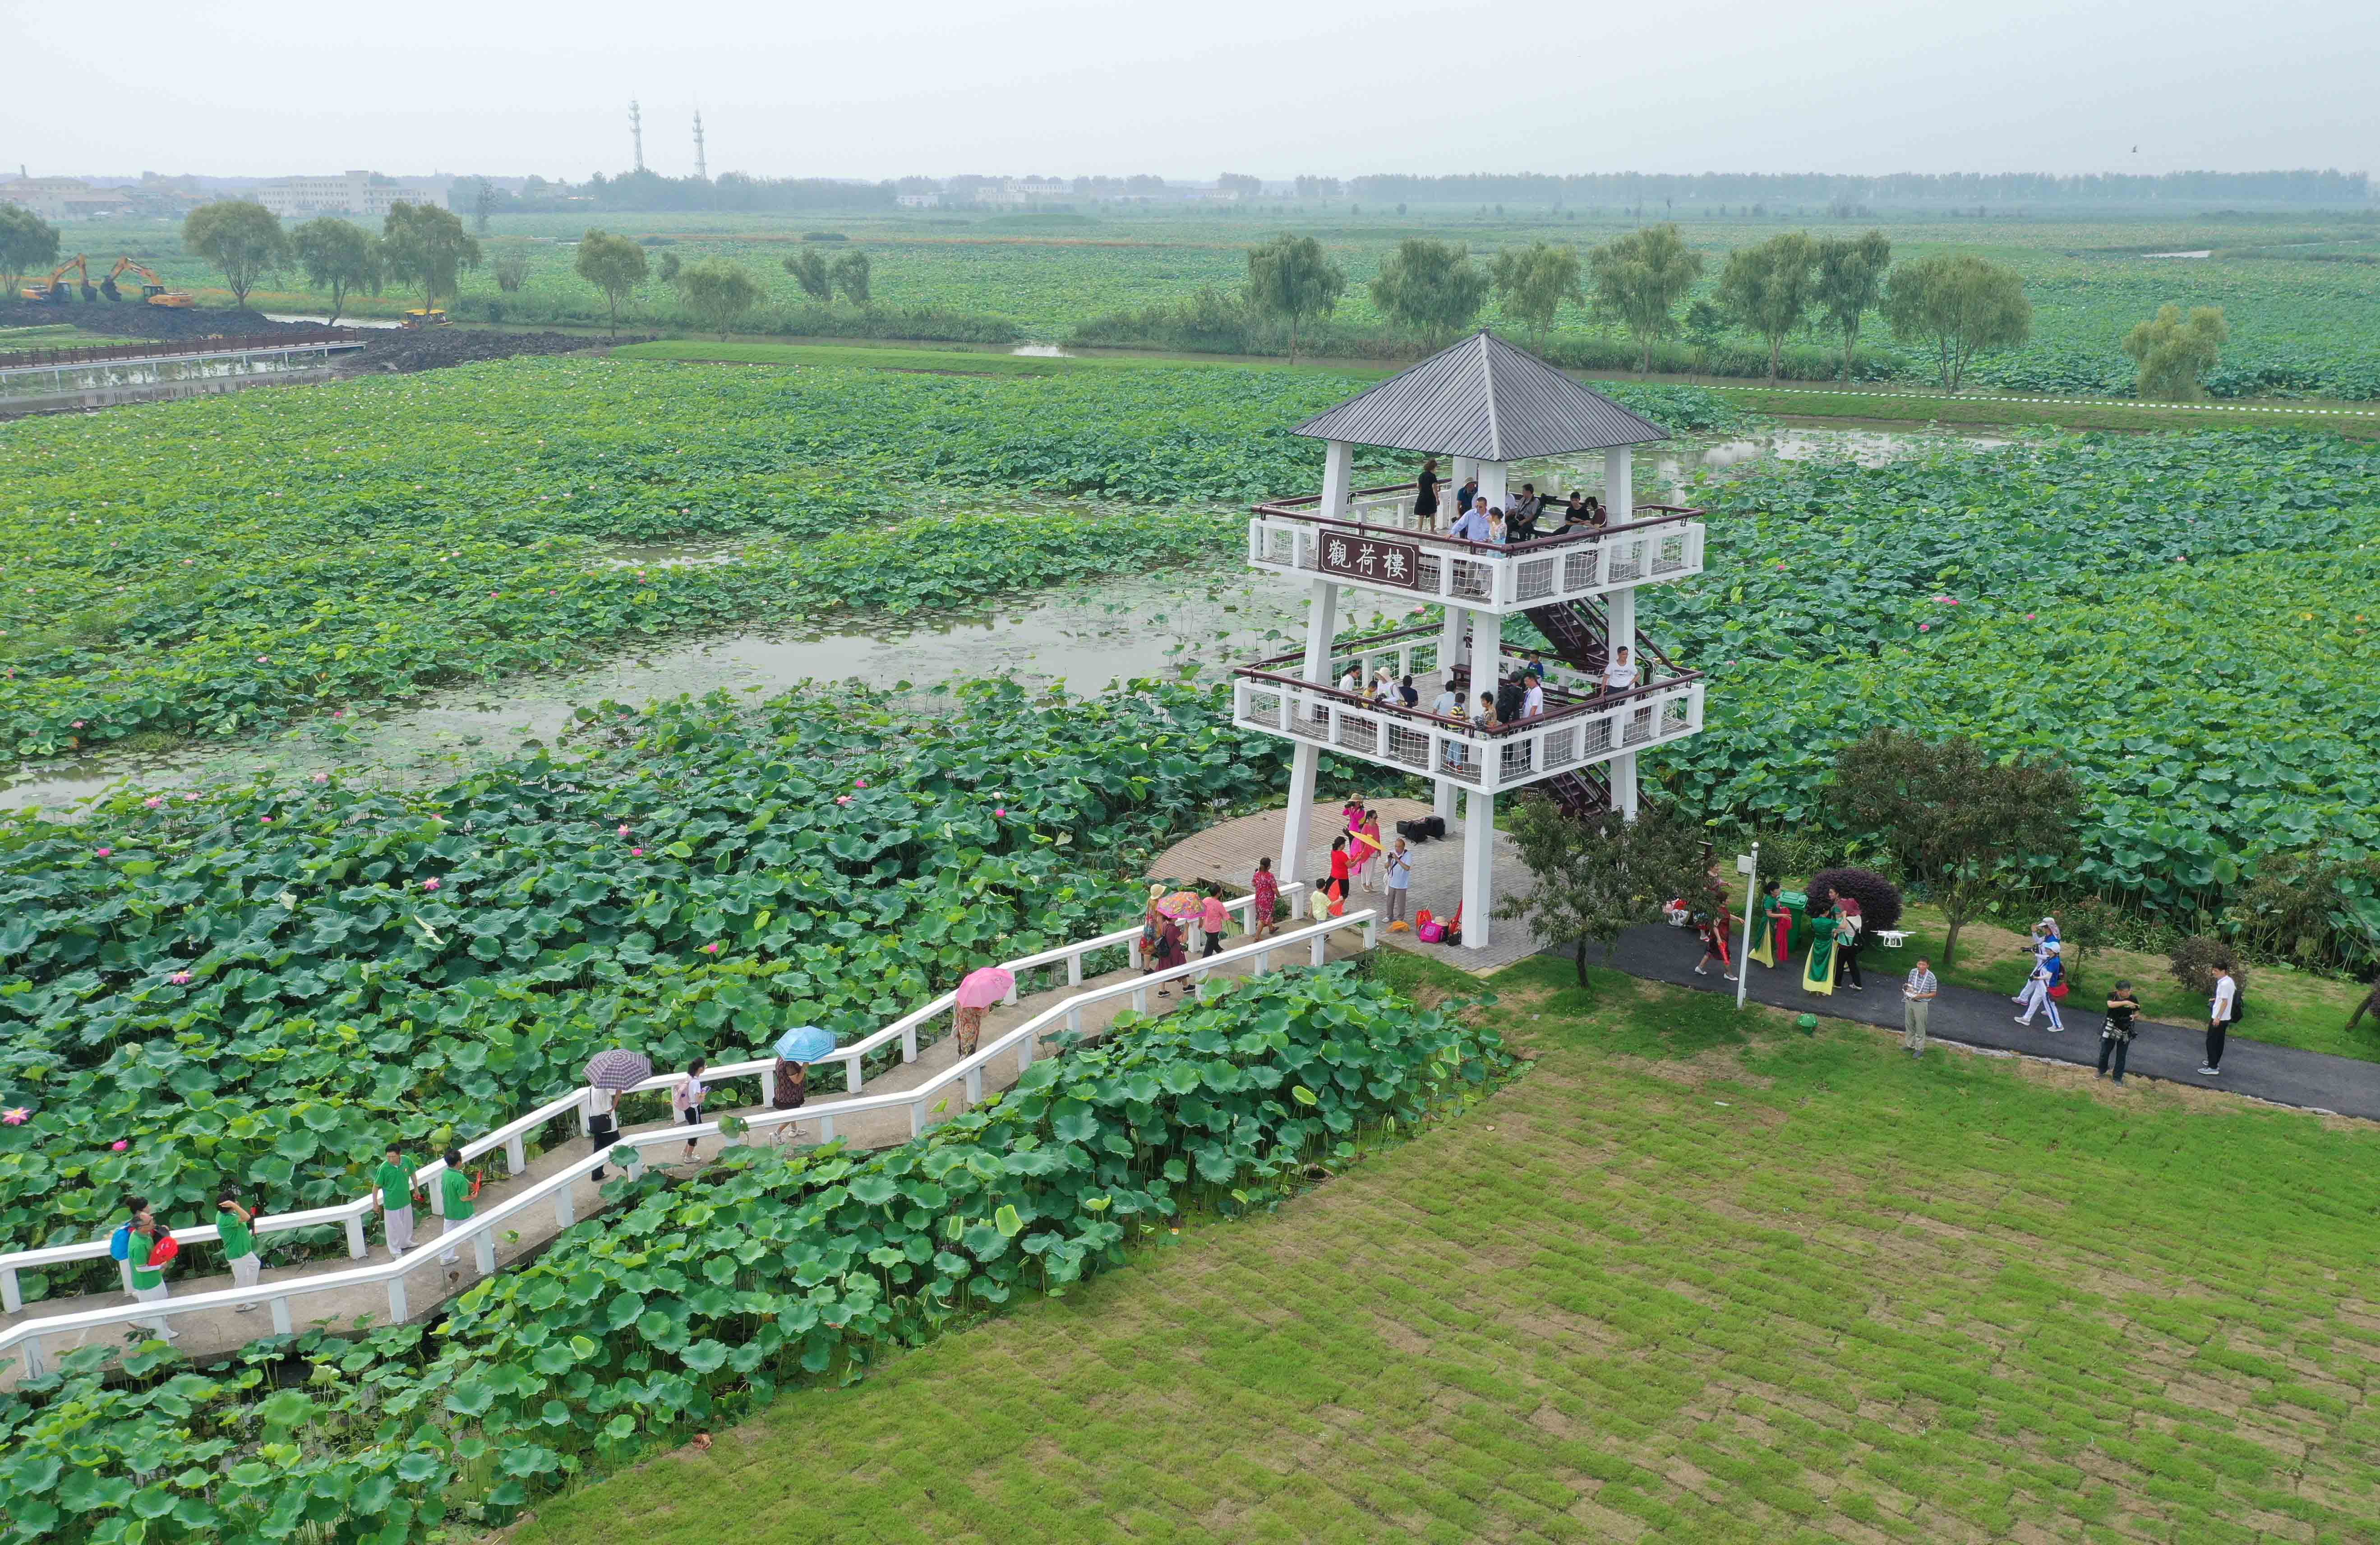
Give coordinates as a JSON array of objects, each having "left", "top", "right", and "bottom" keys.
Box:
[{"left": 952, "top": 966, "right": 1014, "bottom": 1057}]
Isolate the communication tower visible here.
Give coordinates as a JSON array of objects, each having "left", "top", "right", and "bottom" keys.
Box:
[
  {"left": 693, "top": 111, "right": 708, "bottom": 181},
  {"left": 630, "top": 100, "right": 646, "bottom": 173}
]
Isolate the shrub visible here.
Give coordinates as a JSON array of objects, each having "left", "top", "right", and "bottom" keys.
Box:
[
  {"left": 1804, "top": 867, "right": 1903, "bottom": 933},
  {"left": 2167, "top": 934, "right": 2242, "bottom": 999}
]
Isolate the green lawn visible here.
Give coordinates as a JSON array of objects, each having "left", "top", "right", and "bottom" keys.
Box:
[{"left": 502, "top": 962, "right": 2380, "bottom": 1544}]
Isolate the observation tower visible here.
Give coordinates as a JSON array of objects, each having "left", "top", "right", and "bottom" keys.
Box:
[{"left": 1232, "top": 331, "right": 1710, "bottom": 952}]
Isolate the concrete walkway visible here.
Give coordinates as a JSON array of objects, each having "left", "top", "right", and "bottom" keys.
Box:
[
  {"left": 1601, "top": 922, "right": 2380, "bottom": 1120},
  {"left": 1151, "top": 797, "right": 1552, "bottom": 971},
  {"left": 1, "top": 927, "right": 1367, "bottom": 1383}
]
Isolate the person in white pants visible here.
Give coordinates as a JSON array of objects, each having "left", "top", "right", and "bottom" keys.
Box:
[
  {"left": 2014, "top": 943, "right": 2065, "bottom": 1032},
  {"left": 217, "top": 1184, "right": 263, "bottom": 1313},
  {"left": 375, "top": 1144, "right": 415, "bottom": 1257},
  {"left": 128, "top": 1217, "right": 178, "bottom": 1341}
]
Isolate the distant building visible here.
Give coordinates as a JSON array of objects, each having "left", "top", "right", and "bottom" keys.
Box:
[
  {"left": 0, "top": 177, "right": 138, "bottom": 221},
  {"left": 973, "top": 178, "right": 1070, "bottom": 208},
  {"left": 895, "top": 192, "right": 941, "bottom": 209},
  {"left": 255, "top": 171, "right": 402, "bottom": 220}
]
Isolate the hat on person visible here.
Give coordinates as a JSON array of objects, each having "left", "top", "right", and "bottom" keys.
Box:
[{"left": 2042, "top": 939, "right": 2061, "bottom": 954}]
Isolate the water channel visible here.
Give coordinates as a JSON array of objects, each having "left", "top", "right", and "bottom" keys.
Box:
[{"left": 5, "top": 427, "right": 2006, "bottom": 815}]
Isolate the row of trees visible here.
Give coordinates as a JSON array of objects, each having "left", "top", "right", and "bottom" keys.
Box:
[
  {"left": 172, "top": 199, "right": 482, "bottom": 321},
  {"left": 572, "top": 234, "right": 874, "bottom": 338},
  {"left": 1235, "top": 226, "right": 2036, "bottom": 388}
]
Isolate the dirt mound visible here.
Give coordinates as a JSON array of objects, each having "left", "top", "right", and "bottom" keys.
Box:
[
  {"left": 342, "top": 329, "right": 650, "bottom": 375},
  {"left": 0, "top": 299, "right": 304, "bottom": 341}
]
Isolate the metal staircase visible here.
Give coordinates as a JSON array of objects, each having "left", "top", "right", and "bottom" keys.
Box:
[{"left": 1521, "top": 597, "right": 1684, "bottom": 819}]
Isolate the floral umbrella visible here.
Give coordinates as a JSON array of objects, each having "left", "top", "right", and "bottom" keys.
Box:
[{"left": 1153, "top": 890, "right": 1205, "bottom": 921}]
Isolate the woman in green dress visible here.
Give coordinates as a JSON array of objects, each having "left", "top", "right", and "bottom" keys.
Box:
[{"left": 1801, "top": 910, "right": 1839, "bottom": 996}]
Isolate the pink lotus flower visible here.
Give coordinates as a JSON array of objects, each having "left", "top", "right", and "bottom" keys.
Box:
[
  {"left": 111, "top": 1140, "right": 129, "bottom": 1152},
  {"left": 835, "top": 795, "right": 851, "bottom": 806},
  {"left": 256, "top": 656, "right": 270, "bottom": 664},
  {"left": 631, "top": 847, "right": 644, "bottom": 856},
  {"left": 312, "top": 772, "right": 328, "bottom": 783},
  {"left": 617, "top": 824, "right": 630, "bottom": 837},
  {"left": 95, "top": 847, "right": 111, "bottom": 858},
  {"left": 259, "top": 816, "right": 273, "bottom": 824},
  {"left": 854, "top": 779, "right": 868, "bottom": 789},
  {"left": 702, "top": 942, "right": 720, "bottom": 953},
  {"left": 1, "top": 1108, "right": 27, "bottom": 1126},
  {"left": 183, "top": 792, "right": 198, "bottom": 802},
  {"left": 332, "top": 710, "right": 345, "bottom": 719},
  {"left": 2025, "top": 612, "right": 2037, "bottom": 621},
  {"left": 144, "top": 796, "right": 162, "bottom": 808},
  {"left": 1918, "top": 623, "right": 1931, "bottom": 632},
  {"left": 422, "top": 878, "right": 441, "bottom": 892},
  {"left": 72, "top": 720, "right": 84, "bottom": 729},
  {"left": 994, "top": 806, "right": 1006, "bottom": 817},
  {"left": 170, "top": 971, "right": 192, "bottom": 985}
]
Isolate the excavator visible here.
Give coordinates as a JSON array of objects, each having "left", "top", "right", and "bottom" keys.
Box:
[
  {"left": 20, "top": 255, "right": 98, "bottom": 304},
  {"left": 99, "top": 257, "right": 194, "bottom": 307}
]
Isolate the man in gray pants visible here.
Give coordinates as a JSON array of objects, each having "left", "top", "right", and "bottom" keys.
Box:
[{"left": 1903, "top": 958, "right": 1938, "bottom": 1057}]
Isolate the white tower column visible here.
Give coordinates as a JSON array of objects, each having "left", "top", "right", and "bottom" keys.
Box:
[
  {"left": 1433, "top": 603, "right": 1467, "bottom": 824},
  {"left": 1280, "top": 577, "right": 1342, "bottom": 886},
  {"left": 1461, "top": 790, "right": 1495, "bottom": 950},
  {"left": 1475, "top": 459, "right": 1509, "bottom": 514},
  {"left": 1319, "top": 438, "right": 1355, "bottom": 520},
  {"left": 1606, "top": 583, "right": 1638, "bottom": 819},
  {"left": 1604, "top": 445, "right": 1634, "bottom": 524}
]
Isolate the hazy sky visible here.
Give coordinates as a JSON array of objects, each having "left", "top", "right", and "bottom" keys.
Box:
[{"left": 4, "top": 0, "right": 2372, "bottom": 180}]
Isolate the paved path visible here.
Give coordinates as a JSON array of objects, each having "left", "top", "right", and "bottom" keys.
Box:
[
  {"left": 1600, "top": 922, "right": 2380, "bottom": 1120},
  {"left": 1, "top": 929, "right": 1366, "bottom": 1384},
  {"left": 1151, "top": 798, "right": 1553, "bottom": 971}
]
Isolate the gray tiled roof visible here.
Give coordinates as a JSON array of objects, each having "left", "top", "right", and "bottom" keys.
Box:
[{"left": 1292, "top": 330, "right": 1670, "bottom": 461}]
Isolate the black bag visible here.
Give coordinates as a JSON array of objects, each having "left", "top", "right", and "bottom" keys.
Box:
[
  {"left": 2229, "top": 981, "right": 2246, "bottom": 1023},
  {"left": 1397, "top": 815, "right": 1447, "bottom": 844}
]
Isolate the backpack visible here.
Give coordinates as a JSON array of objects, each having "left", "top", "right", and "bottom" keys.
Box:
[
  {"left": 2229, "top": 980, "right": 2246, "bottom": 1023},
  {"left": 110, "top": 1223, "right": 134, "bottom": 1262}
]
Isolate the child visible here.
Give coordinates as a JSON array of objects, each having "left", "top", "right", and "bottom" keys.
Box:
[
  {"left": 1199, "top": 887, "right": 1229, "bottom": 959},
  {"left": 1694, "top": 904, "right": 1737, "bottom": 981},
  {"left": 217, "top": 1184, "right": 262, "bottom": 1313},
  {"left": 375, "top": 1144, "right": 415, "bottom": 1258}
]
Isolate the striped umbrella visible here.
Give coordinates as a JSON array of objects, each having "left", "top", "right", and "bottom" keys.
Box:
[{"left": 584, "top": 1049, "right": 653, "bottom": 1091}]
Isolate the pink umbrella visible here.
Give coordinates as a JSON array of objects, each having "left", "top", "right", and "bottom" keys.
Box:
[
  {"left": 1153, "top": 890, "right": 1205, "bottom": 921},
  {"left": 955, "top": 967, "right": 1015, "bottom": 1009}
]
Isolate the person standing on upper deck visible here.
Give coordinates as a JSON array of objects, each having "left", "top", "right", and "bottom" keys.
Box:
[
  {"left": 1453, "top": 472, "right": 1479, "bottom": 523},
  {"left": 1601, "top": 646, "right": 1638, "bottom": 699},
  {"left": 1414, "top": 458, "right": 1441, "bottom": 528},
  {"left": 1450, "top": 498, "right": 1494, "bottom": 543}
]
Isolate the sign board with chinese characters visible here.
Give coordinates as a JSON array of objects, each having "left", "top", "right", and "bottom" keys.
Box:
[{"left": 1316, "top": 532, "right": 1424, "bottom": 590}]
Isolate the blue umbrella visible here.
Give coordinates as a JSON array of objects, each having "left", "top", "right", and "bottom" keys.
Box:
[{"left": 775, "top": 1026, "right": 837, "bottom": 1063}]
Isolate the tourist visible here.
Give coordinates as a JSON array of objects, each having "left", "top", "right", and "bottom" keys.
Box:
[
  {"left": 128, "top": 1214, "right": 179, "bottom": 1342},
  {"left": 771, "top": 1050, "right": 808, "bottom": 1127},
  {"left": 376, "top": 1144, "right": 415, "bottom": 1258},
  {"left": 1443, "top": 691, "right": 1470, "bottom": 772},
  {"left": 1414, "top": 458, "right": 1440, "bottom": 527},
  {"left": 1494, "top": 672, "right": 1525, "bottom": 725},
  {"left": 1338, "top": 663, "right": 1362, "bottom": 695},
  {"left": 1559, "top": 492, "right": 1587, "bottom": 531},
  {"left": 1356, "top": 807, "right": 1385, "bottom": 891},
  {"left": 1523, "top": 653, "right": 1546, "bottom": 684},
  {"left": 2099, "top": 980, "right": 2142, "bottom": 1084},
  {"left": 437, "top": 1147, "right": 478, "bottom": 1279},
  {"left": 1199, "top": 886, "right": 1229, "bottom": 958},
  {"left": 1431, "top": 680, "right": 1459, "bottom": 718},
  {"left": 1475, "top": 690, "right": 1498, "bottom": 730},
  {"left": 2200, "top": 963, "right": 2237, "bottom": 1076},
  {"left": 1250, "top": 857, "right": 1279, "bottom": 939},
  {"left": 1801, "top": 906, "right": 1839, "bottom": 996},
  {"left": 1384, "top": 838, "right": 1414, "bottom": 929},
  {"left": 1152, "top": 909, "right": 1187, "bottom": 995},
  {"left": 1451, "top": 497, "right": 1493, "bottom": 543},
  {"left": 1399, "top": 673, "right": 1420, "bottom": 708},
  {"left": 1328, "top": 834, "right": 1351, "bottom": 910},
  {"left": 1693, "top": 902, "right": 1736, "bottom": 980},
  {"left": 1521, "top": 674, "right": 1545, "bottom": 720},
  {"left": 1308, "top": 883, "right": 1332, "bottom": 923},
  {"left": 587, "top": 1082, "right": 621, "bottom": 1180},
  {"left": 673, "top": 1058, "right": 708, "bottom": 1160},
  {"left": 1902, "top": 957, "right": 1938, "bottom": 1057},
  {"left": 2015, "top": 942, "right": 2065, "bottom": 1032},
  {"left": 1583, "top": 497, "right": 1608, "bottom": 532},
  {"left": 1453, "top": 472, "right": 1479, "bottom": 522},
  {"left": 1756, "top": 879, "right": 1791, "bottom": 970},
  {"left": 1601, "top": 646, "right": 1638, "bottom": 700},
  {"left": 1833, "top": 900, "right": 1864, "bottom": 991},
  {"left": 953, "top": 992, "right": 987, "bottom": 1057},
  {"left": 1512, "top": 483, "right": 1543, "bottom": 527},
  {"left": 216, "top": 1184, "right": 262, "bottom": 1313},
  {"left": 109, "top": 1194, "right": 151, "bottom": 1298},
  {"left": 1486, "top": 509, "right": 1508, "bottom": 546}
]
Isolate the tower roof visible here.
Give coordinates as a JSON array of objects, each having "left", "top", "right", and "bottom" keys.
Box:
[{"left": 1292, "top": 330, "right": 1670, "bottom": 462}]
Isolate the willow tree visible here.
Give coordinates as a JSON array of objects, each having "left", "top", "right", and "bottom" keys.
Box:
[
  {"left": 1369, "top": 238, "right": 1488, "bottom": 350},
  {"left": 1586, "top": 224, "right": 1703, "bottom": 371},
  {"left": 1882, "top": 254, "right": 2031, "bottom": 390},
  {"left": 1244, "top": 233, "right": 1346, "bottom": 363},
  {"left": 2123, "top": 303, "right": 2227, "bottom": 399},
  {"left": 1813, "top": 229, "right": 1891, "bottom": 379},
  {"left": 1715, "top": 231, "right": 1815, "bottom": 380},
  {"left": 1489, "top": 241, "right": 1584, "bottom": 353}
]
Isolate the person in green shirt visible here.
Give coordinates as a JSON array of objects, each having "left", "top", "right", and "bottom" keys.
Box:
[
  {"left": 436, "top": 1146, "right": 478, "bottom": 1277},
  {"left": 217, "top": 1183, "right": 262, "bottom": 1313},
  {"left": 375, "top": 1144, "right": 415, "bottom": 1258},
  {"left": 128, "top": 1216, "right": 179, "bottom": 1341}
]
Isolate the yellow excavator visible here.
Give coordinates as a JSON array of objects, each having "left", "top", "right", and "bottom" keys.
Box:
[
  {"left": 20, "top": 255, "right": 97, "bottom": 304},
  {"left": 100, "top": 257, "right": 194, "bottom": 308},
  {"left": 401, "top": 308, "right": 450, "bottom": 328}
]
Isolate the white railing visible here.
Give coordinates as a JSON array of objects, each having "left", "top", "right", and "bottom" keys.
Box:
[
  {"left": 0, "top": 884, "right": 1303, "bottom": 1316},
  {"left": 1245, "top": 515, "right": 1704, "bottom": 612},
  {"left": 1232, "top": 675, "right": 1705, "bottom": 792},
  {"left": 0, "top": 909, "right": 1372, "bottom": 1381}
]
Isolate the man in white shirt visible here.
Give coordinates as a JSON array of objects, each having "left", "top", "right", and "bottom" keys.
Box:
[
  {"left": 1601, "top": 646, "right": 1638, "bottom": 698},
  {"left": 1522, "top": 677, "right": 1545, "bottom": 718},
  {"left": 2200, "top": 966, "right": 2237, "bottom": 1076},
  {"left": 1449, "top": 498, "right": 1494, "bottom": 543}
]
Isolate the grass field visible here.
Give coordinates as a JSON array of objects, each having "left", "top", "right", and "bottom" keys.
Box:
[{"left": 502, "top": 958, "right": 2380, "bottom": 1545}]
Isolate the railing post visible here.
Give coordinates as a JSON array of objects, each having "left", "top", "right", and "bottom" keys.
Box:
[
  {"left": 475, "top": 1229, "right": 497, "bottom": 1277},
  {"left": 1310, "top": 932, "right": 1328, "bottom": 967},
  {"left": 818, "top": 1114, "right": 836, "bottom": 1143},
  {"left": 1256, "top": 948, "right": 1273, "bottom": 975},
  {"left": 1132, "top": 985, "right": 1148, "bottom": 1013},
  {"left": 0, "top": 1267, "right": 18, "bottom": 1315},
  {"left": 902, "top": 1023, "right": 918, "bottom": 1061},
  {"left": 574, "top": 1091, "right": 591, "bottom": 1138},
  {"left": 845, "top": 1054, "right": 863, "bottom": 1094},
  {"left": 345, "top": 1215, "right": 367, "bottom": 1259},
  {"left": 1067, "top": 1004, "right": 1082, "bottom": 1034},
  {"left": 1365, "top": 916, "right": 1379, "bottom": 949},
  {"left": 505, "top": 1134, "right": 526, "bottom": 1176},
  {"left": 19, "top": 1334, "right": 41, "bottom": 1379},
  {"left": 387, "top": 1276, "right": 409, "bottom": 1324},
  {"left": 554, "top": 1188, "right": 575, "bottom": 1230},
  {"left": 1067, "top": 954, "right": 1083, "bottom": 987},
  {"left": 271, "top": 1298, "right": 293, "bottom": 1336}
]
